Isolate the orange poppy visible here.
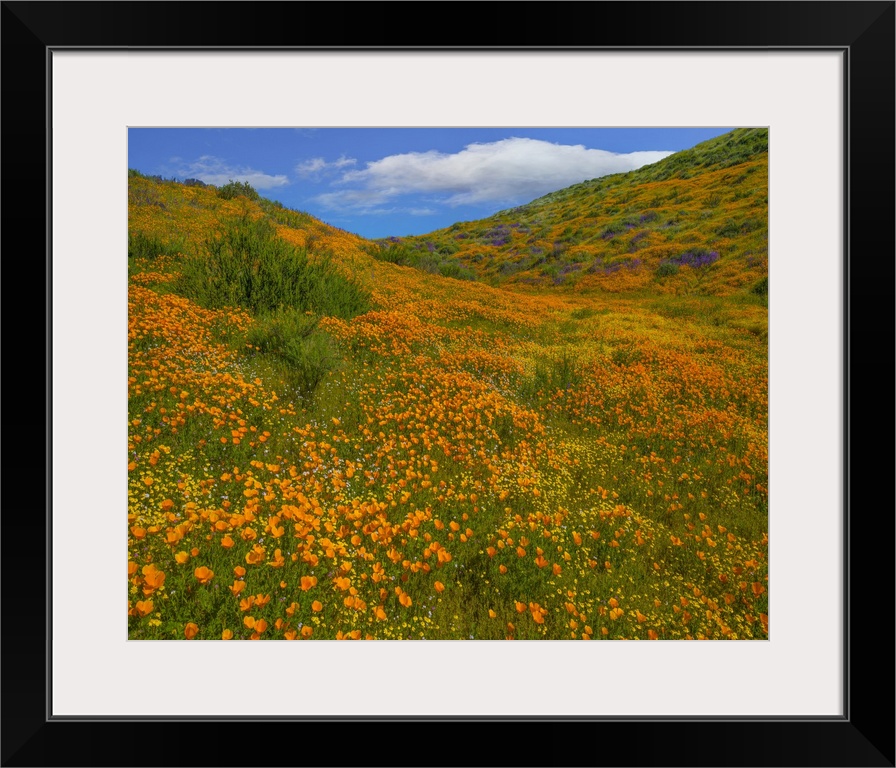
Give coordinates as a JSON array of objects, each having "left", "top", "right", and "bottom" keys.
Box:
[
  {"left": 184, "top": 623, "right": 199, "bottom": 639},
  {"left": 301, "top": 575, "right": 318, "bottom": 591},
  {"left": 141, "top": 565, "right": 165, "bottom": 594},
  {"left": 239, "top": 596, "right": 255, "bottom": 611}
]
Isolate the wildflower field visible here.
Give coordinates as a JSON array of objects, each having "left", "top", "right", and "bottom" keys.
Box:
[{"left": 128, "top": 131, "right": 768, "bottom": 640}]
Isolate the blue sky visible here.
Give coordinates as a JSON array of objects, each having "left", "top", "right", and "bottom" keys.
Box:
[{"left": 128, "top": 128, "right": 734, "bottom": 240}]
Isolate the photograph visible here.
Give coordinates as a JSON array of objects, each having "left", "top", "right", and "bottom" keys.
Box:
[
  {"left": 127, "top": 126, "right": 769, "bottom": 642},
  {"left": 4, "top": 0, "right": 890, "bottom": 759}
]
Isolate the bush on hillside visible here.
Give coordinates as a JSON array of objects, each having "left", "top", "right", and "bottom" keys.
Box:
[
  {"left": 216, "top": 180, "right": 261, "bottom": 201},
  {"left": 751, "top": 275, "right": 768, "bottom": 297},
  {"left": 364, "top": 239, "right": 476, "bottom": 281},
  {"left": 655, "top": 261, "right": 680, "bottom": 278},
  {"left": 128, "top": 231, "right": 187, "bottom": 259},
  {"left": 175, "top": 213, "right": 370, "bottom": 319},
  {"left": 245, "top": 309, "right": 336, "bottom": 398}
]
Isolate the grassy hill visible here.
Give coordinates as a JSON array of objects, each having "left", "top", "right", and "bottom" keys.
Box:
[
  {"left": 377, "top": 128, "right": 768, "bottom": 296},
  {"left": 127, "top": 141, "right": 768, "bottom": 642}
]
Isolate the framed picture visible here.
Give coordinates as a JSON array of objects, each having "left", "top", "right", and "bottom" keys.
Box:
[{"left": 5, "top": 2, "right": 892, "bottom": 765}]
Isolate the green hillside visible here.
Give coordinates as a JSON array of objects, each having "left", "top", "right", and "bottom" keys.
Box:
[{"left": 373, "top": 128, "right": 767, "bottom": 296}]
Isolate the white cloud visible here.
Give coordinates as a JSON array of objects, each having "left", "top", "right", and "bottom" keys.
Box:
[
  {"left": 296, "top": 157, "right": 328, "bottom": 175},
  {"left": 314, "top": 187, "right": 395, "bottom": 210},
  {"left": 295, "top": 155, "right": 357, "bottom": 177},
  {"left": 317, "top": 138, "right": 673, "bottom": 211},
  {"left": 177, "top": 155, "right": 289, "bottom": 189}
]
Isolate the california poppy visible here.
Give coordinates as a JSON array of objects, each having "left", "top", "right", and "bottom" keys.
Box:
[{"left": 301, "top": 575, "right": 318, "bottom": 591}]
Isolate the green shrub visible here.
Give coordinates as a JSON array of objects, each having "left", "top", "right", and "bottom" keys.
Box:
[
  {"left": 283, "top": 332, "right": 335, "bottom": 397},
  {"left": 366, "top": 240, "right": 416, "bottom": 266},
  {"left": 216, "top": 180, "right": 261, "bottom": 201},
  {"left": 175, "top": 213, "right": 370, "bottom": 319},
  {"left": 655, "top": 261, "right": 679, "bottom": 278},
  {"left": 128, "top": 231, "right": 186, "bottom": 259},
  {"left": 364, "top": 240, "right": 476, "bottom": 281},
  {"left": 246, "top": 309, "right": 335, "bottom": 398},
  {"left": 716, "top": 219, "right": 741, "bottom": 238},
  {"left": 437, "top": 261, "right": 476, "bottom": 281},
  {"left": 246, "top": 307, "right": 319, "bottom": 352}
]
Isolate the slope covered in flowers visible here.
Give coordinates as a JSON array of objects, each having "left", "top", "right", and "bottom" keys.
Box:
[
  {"left": 385, "top": 128, "right": 768, "bottom": 296},
  {"left": 128, "top": 157, "right": 768, "bottom": 641}
]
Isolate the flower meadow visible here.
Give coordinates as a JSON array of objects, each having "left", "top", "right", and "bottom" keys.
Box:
[{"left": 128, "top": 144, "right": 768, "bottom": 641}]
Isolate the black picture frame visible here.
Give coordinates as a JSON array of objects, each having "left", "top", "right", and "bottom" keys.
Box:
[{"left": 3, "top": 2, "right": 893, "bottom": 766}]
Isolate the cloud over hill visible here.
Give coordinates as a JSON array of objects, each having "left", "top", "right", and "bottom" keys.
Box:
[{"left": 314, "top": 138, "right": 673, "bottom": 213}]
